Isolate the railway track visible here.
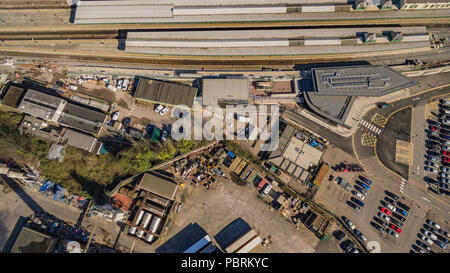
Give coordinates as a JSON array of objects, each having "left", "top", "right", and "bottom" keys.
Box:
[{"left": 0, "top": 1, "right": 70, "bottom": 9}]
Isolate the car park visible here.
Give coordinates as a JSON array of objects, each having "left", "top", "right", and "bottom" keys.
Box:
[
  {"left": 426, "top": 155, "right": 439, "bottom": 162},
  {"left": 370, "top": 221, "right": 385, "bottom": 233},
  {"left": 351, "top": 190, "right": 365, "bottom": 200},
  {"left": 418, "top": 234, "right": 433, "bottom": 245},
  {"left": 386, "top": 229, "right": 399, "bottom": 238},
  {"left": 439, "top": 177, "right": 449, "bottom": 184},
  {"left": 353, "top": 229, "right": 366, "bottom": 242},
  {"left": 347, "top": 201, "right": 361, "bottom": 211},
  {"left": 350, "top": 197, "right": 364, "bottom": 207},
  {"left": 440, "top": 166, "right": 450, "bottom": 172},
  {"left": 377, "top": 212, "right": 390, "bottom": 222},
  {"left": 425, "top": 161, "right": 438, "bottom": 168},
  {"left": 383, "top": 202, "right": 396, "bottom": 212},
  {"left": 356, "top": 181, "right": 370, "bottom": 191}
]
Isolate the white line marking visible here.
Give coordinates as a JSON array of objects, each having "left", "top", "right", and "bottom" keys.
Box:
[{"left": 422, "top": 197, "right": 431, "bottom": 203}]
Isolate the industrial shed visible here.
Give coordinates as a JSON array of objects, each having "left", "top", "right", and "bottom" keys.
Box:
[
  {"left": 1, "top": 85, "right": 25, "bottom": 108},
  {"left": 134, "top": 78, "right": 197, "bottom": 108},
  {"left": 202, "top": 78, "right": 250, "bottom": 106},
  {"left": 58, "top": 102, "right": 107, "bottom": 134},
  {"left": 18, "top": 89, "right": 66, "bottom": 123},
  {"left": 60, "top": 128, "right": 103, "bottom": 154},
  {"left": 137, "top": 171, "right": 179, "bottom": 200}
]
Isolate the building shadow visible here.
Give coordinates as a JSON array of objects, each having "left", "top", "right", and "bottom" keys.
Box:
[
  {"left": 1, "top": 175, "right": 45, "bottom": 213},
  {"left": 155, "top": 223, "right": 208, "bottom": 253},
  {"left": 294, "top": 61, "right": 371, "bottom": 72},
  {"left": 1, "top": 216, "right": 28, "bottom": 253}
]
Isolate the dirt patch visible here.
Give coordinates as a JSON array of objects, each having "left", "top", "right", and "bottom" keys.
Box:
[{"left": 117, "top": 99, "right": 130, "bottom": 110}]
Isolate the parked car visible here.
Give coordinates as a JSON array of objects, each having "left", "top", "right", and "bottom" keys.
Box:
[
  {"left": 422, "top": 229, "right": 438, "bottom": 241},
  {"left": 436, "top": 240, "right": 448, "bottom": 250},
  {"left": 396, "top": 208, "right": 408, "bottom": 217},
  {"left": 159, "top": 106, "right": 169, "bottom": 115},
  {"left": 111, "top": 111, "right": 120, "bottom": 121},
  {"left": 390, "top": 218, "right": 403, "bottom": 228},
  {"left": 373, "top": 216, "right": 388, "bottom": 227},
  {"left": 440, "top": 177, "right": 449, "bottom": 184},
  {"left": 350, "top": 197, "right": 364, "bottom": 207},
  {"left": 412, "top": 244, "right": 425, "bottom": 253},
  {"left": 443, "top": 157, "right": 450, "bottom": 164},
  {"left": 425, "top": 219, "right": 441, "bottom": 230},
  {"left": 333, "top": 230, "right": 346, "bottom": 241},
  {"left": 438, "top": 229, "right": 448, "bottom": 237},
  {"left": 380, "top": 207, "right": 392, "bottom": 216},
  {"left": 440, "top": 172, "right": 450, "bottom": 178},
  {"left": 377, "top": 212, "right": 391, "bottom": 222},
  {"left": 347, "top": 201, "right": 361, "bottom": 211},
  {"left": 437, "top": 235, "right": 449, "bottom": 245},
  {"left": 389, "top": 224, "right": 402, "bottom": 233},
  {"left": 425, "top": 166, "right": 438, "bottom": 173},
  {"left": 354, "top": 185, "right": 368, "bottom": 196},
  {"left": 392, "top": 212, "right": 406, "bottom": 222},
  {"left": 387, "top": 229, "right": 399, "bottom": 238},
  {"left": 423, "top": 224, "right": 436, "bottom": 233},
  {"left": 384, "top": 196, "right": 397, "bottom": 206},
  {"left": 441, "top": 166, "right": 450, "bottom": 172},
  {"left": 418, "top": 234, "right": 433, "bottom": 245},
  {"left": 397, "top": 201, "right": 410, "bottom": 212},
  {"left": 342, "top": 216, "right": 355, "bottom": 230},
  {"left": 358, "top": 176, "right": 372, "bottom": 185},
  {"left": 370, "top": 221, "right": 385, "bottom": 233},
  {"left": 351, "top": 190, "right": 365, "bottom": 200},
  {"left": 426, "top": 155, "right": 439, "bottom": 162},
  {"left": 385, "top": 191, "right": 399, "bottom": 201},
  {"left": 353, "top": 229, "right": 366, "bottom": 242},
  {"left": 425, "top": 161, "right": 438, "bottom": 168},
  {"left": 356, "top": 181, "right": 370, "bottom": 191},
  {"left": 340, "top": 240, "right": 355, "bottom": 253},
  {"left": 154, "top": 104, "right": 164, "bottom": 113},
  {"left": 416, "top": 240, "right": 431, "bottom": 251}
]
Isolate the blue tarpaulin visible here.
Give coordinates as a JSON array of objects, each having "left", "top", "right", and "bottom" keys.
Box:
[
  {"left": 227, "top": 151, "right": 236, "bottom": 159},
  {"left": 310, "top": 140, "right": 318, "bottom": 147},
  {"left": 39, "top": 180, "right": 54, "bottom": 192}
]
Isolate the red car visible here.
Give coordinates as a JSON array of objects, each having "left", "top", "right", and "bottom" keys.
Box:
[
  {"left": 431, "top": 126, "right": 440, "bottom": 132},
  {"left": 443, "top": 150, "right": 450, "bottom": 156},
  {"left": 443, "top": 156, "right": 450, "bottom": 163},
  {"left": 380, "top": 207, "right": 392, "bottom": 216},
  {"left": 389, "top": 224, "right": 402, "bottom": 233}
]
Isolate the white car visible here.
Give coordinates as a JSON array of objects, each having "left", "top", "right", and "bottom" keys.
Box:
[
  {"left": 352, "top": 191, "right": 365, "bottom": 200},
  {"left": 385, "top": 203, "right": 396, "bottom": 212},
  {"left": 377, "top": 212, "right": 390, "bottom": 222},
  {"left": 154, "top": 104, "right": 164, "bottom": 113},
  {"left": 423, "top": 230, "right": 438, "bottom": 240},
  {"left": 111, "top": 111, "right": 120, "bottom": 121},
  {"left": 387, "top": 229, "right": 399, "bottom": 238},
  {"left": 343, "top": 217, "right": 356, "bottom": 230},
  {"left": 159, "top": 106, "right": 169, "bottom": 115},
  {"left": 419, "top": 234, "right": 434, "bottom": 245}
]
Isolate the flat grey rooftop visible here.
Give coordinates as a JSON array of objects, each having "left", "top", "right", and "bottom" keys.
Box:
[
  {"left": 311, "top": 65, "right": 418, "bottom": 97},
  {"left": 59, "top": 103, "right": 106, "bottom": 134}
]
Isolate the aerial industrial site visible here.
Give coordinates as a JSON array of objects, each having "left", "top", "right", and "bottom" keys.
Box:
[{"left": 0, "top": 0, "right": 449, "bottom": 263}]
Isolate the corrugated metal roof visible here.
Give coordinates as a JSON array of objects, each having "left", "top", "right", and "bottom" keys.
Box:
[
  {"left": 202, "top": 78, "right": 250, "bottom": 105},
  {"left": 138, "top": 172, "right": 178, "bottom": 200}
]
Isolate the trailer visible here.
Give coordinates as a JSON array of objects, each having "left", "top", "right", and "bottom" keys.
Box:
[
  {"left": 235, "top": 235, "right": 262, "bottom": 253},
  {"left": 225, "top": 229, "right": 258, "bottom": 253}
]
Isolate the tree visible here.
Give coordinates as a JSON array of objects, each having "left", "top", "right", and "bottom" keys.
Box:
[
  {"left": 176, "top": 139, "right": 196, "bottom": 154},
  {"left": 157, "top": 144, "right": 177, "bottom": 161}
]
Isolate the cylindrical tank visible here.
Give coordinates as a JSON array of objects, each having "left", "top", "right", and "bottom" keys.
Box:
[
  {"left": 145, "top": 233, "right": 154, "bottom": 243},
  {"left": 128, "top": 226, "right": 137, "bottom": 235},
  {"left": 136, "top": 229, "right": 144, "bottom": 238},
  {"left": 149, "top": 216, "right": 162, "bottom": 233},
  {"left": 134, "top": 210, "right": 145, "bottom": 226},
  {"left": 140, "top": 213, "right": 153, "bottom": 229}
]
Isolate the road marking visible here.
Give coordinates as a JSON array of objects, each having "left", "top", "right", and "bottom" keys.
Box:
[
  {"left": 422, "top": 197, "right": 431, "bottom": 203},
  {"left": 412, "top": 97, "right": 420, "bottom": 101}
]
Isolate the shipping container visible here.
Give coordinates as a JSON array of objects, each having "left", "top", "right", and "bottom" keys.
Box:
[
  {"left": 235, "top": 235, "right": 262, "bottom": 253},
  {"left": 183, "top": 235, "right": 212, "bottom": 253}
]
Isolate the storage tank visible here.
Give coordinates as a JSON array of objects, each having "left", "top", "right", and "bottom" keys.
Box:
[
  {"left": 145, "top": 233, "right": 154, "bottom": 243},
  {"left": 140, "top": 212, "right": 153, "bottom": 229},
  {"left": 134, "top": 210, "right": 145, "bottom": 226},
  {"left": 149, "top": 216, "right": 162, "bottom": 233},
  {"left": 128, "top": 226, "right": 137, "bottom": 235},
  {"left": 136, "top": 229, "right": 145, "bottom": 238}
]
